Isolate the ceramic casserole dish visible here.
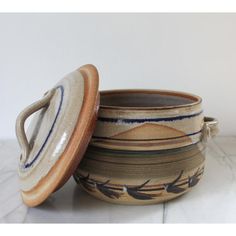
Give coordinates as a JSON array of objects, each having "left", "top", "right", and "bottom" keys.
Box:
[
  {"left": 15, "top": 64, "right": 218, "bottom": 207},
  {"left": 74, "top": 89, "right": 218, "bottom": 205}
]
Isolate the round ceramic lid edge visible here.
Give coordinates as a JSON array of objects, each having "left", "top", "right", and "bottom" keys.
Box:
[{"left": 17, "top": 64, "right": 99, "bottom": 207}]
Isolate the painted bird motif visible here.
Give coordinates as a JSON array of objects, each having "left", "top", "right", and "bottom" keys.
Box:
[
  {"left": 95, "top": 180, "right": 123, "bottom": 199},
  {"left": 124, "top": 180, "right": 160, "bottom": 200},
  {"left": 164, "top": 170, "right": 186, "bottom": 194},
  {"left": 188, "top": 168, "right": 202, "bottom": 188},
  {"left": 78, "top": 174, "right": 95, "bottom": 192}
]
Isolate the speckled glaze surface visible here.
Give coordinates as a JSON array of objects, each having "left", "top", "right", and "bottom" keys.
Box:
[
  {"left": 91, "top": 90, "right": 204, "bottom": 151},
  {"left": 74, "top": 142, "right": 206, "bottom": 204},
  {"left": 16, "top": 65, "right": 99, "bottom": 207},
  {"left": 74, "top": 90, "right": 218, "bottom": 205}
]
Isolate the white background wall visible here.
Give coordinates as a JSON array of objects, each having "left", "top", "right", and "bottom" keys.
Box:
[{"left": 1, "top": 13, "right": 236, "bottom": 139}]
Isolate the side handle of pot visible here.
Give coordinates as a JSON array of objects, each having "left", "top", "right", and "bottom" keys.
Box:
[
  {"left": 202, "top": 117, "right": 219, "bottom": 142},
  {"left": 15, "top": 89, "right": 56, "bottom": 164}
]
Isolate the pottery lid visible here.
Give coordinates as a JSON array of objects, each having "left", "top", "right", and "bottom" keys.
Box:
[{"left": 15, "top": 64, "right": 99, "bottom": 207}]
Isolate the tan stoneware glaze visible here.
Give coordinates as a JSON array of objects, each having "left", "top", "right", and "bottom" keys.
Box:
[
  {"left": 16, "top": 64, "right": 219, "bottom": 207},
  {"left": 16, "top": 65, "right": 99, "bottom": 207},
  {"left": 74, "top": 90, "right": 218, "bottom": 205}
]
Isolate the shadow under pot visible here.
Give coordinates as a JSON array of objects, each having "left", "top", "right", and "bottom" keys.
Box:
[{"left": 74, "top": 90, "right": 218, "bottom": 205}]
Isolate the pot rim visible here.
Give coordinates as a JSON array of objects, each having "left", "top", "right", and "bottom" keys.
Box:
[{"left": 99, "top": 89, "right": 202, "bottom": 110}]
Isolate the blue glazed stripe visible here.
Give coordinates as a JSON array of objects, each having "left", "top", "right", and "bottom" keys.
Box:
[
  {"left": 23, "top": 85, "right": 64, "bottom": 169},
  {"left": 98, "top": 110, "right": 203, "bottom": 124}
]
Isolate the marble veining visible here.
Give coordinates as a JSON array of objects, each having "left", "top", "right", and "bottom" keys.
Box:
[{"left": 1, "top": 137, "right": 236, "bottom": 223}]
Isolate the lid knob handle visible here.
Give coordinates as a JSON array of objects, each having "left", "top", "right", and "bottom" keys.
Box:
[{"left": 15, "top": 89, "right": 56, "bottom": 164}]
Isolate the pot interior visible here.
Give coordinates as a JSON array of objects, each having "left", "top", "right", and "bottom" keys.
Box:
[{"left": 100, "top": 90, "right": 200, "bottom": 109}]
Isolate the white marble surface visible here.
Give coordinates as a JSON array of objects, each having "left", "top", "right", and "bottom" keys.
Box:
[{"left": 0, "top": 137, "right": 236, "bottom": 223}]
